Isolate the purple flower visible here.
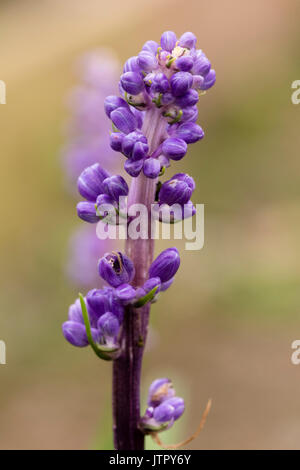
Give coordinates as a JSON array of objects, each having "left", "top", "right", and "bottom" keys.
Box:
[
  {"left": 179, "top": 32, "right": 197, "bottom": 49},
  {"left": 110, "top": 107, "right": 137, "bottom": 134},
  {"left": 162, "top": 138, "right": 187, "bottom": 161},
  {"left": 103, "top": 175, "right": 129, "bottom": 201},
  {"left": 175, "top": 122, "right": 204, "bottom": 143},
  {"left": 77, "top": 201, "right": 99, "bottom": 223},
  {"left": 138, "top": 51, "right": 158, "bottom": 72},
  {"left": 170, "top": 72, "right": 193, "bottom": 97},
  {"left": 149, "top": 248, "right": 180, "bottom": 283},
  {"left": 153, "top": 402, "right": 175, "bottom": 423},
  {"left": 104, "top": 95, "right": 129, "bottom": 118},
  {"left": 115, "top": 283, "right": 137, "bottom": 303},
  {"left": 87, "top": 287, "right": 124, "bottom": 323},
  {"left": 77, "top": 163, "right": 110, "bottom": 201},
  {"left": 97, "top": 312, "right": 120, "bottom": 338},
  {"left": 175, "top": 56, "right": 194, "bottom": 72},
  {"left": 148, "top": 378, "right": 175, "bottom": 406},
  {"left": 98, "top": 251, "right": 135, "bottom": 287},
  {"left": 142, "top": 40, "right": 159, "bottom": 55},
  {"left": 110, "top": 132, "right": 125, "bottom": 152},
  {"left": 120, "top": 72, "right": 145, "bottom": 95},
  {"left": 158, "top": 173, "right": 195, "bottom": 205},
  {"left": 151, "top": 73, "right": 169, "bottom": 93},
  {"left": 160, "top": 31, "right": 177, "bottom": 52},
  {"left": 124, "top": 159, "right": 144, "bottom": 177},
  {"left": 143, "top": 158, "right": 161, "bottom": 179},
  {"left": 62, "top": 321, "right": 99, "bottom": 348},
  {"left": 200, "top": 69, "right": 216, "bottom": 90},
  {"left": 175, "top": 88, "right": 199, "bottom": 108}
]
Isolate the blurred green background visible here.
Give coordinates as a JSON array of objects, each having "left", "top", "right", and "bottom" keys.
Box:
[{"left": 1, "top": 0, "right": 300, "bottom": 449}]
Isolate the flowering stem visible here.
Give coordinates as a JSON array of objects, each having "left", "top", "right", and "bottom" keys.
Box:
[{"left": 112, "top": 107, "right": 167, "bottom": 450}]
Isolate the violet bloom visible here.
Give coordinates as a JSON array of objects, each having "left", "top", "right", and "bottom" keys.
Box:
[
  {"left": 107, "top": 31, "right": 215, "bottom": 177},
  {"left": 141, "top": 379, "right": 185, "bottom": 431}
]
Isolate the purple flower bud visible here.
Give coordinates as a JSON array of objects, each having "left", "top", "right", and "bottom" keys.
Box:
[
  {"left": 160, "top": 31, "right": 177, "bottom": 52},
  {"left": 151, "top": 73, "right": 169, "bottom": 93},
  {"left": 148, "top": 378, "right": 175, "bottom": 406},
  {"left": 68, "top": 298, "right": 84, "bottom": 324},
  {"left": 95, "top": 193, "right": 117, "bottom": 219},
  {"left": 98, "top": 251, "right": 135, "bottom": 287},
  {"left": 184, "top": 200, "right": 196, "bottom": 219},
  {"left": 86, "top": 287, "right": 124, "bottom": 323},
  {"left": 193, "top": 53, "right": 211, "bottom": 76},
  {"left": 115, "top": 283, "right": 137, "bottom": 302},
  {"left": 179, "top": 32, "right": 197, "bottom": 49},
  {"left": 149, "top": 247, "right": 180, "bottom": 283},
  {"left": 162, "top": 138, "right": 187, "bottom": 161},
  {"left": 153, "top": 402, "right": 175, "bottom": 423},
  {"left": 171, "top": 172, "right": 196, "bottom": 190},
  {"left": 138, "top": 51, "right": 158, "bottom": 72},
  {"left": 175, "top": 88, "right": 199, "bottom": 108},
  {"left": 111, "top": 107, "right": 137, "bottom": 134},
  {"left": 192, "top": 75, "right": 205, "bottom": 89},
  {"left": 175, "top": 56, "right": 194, "bottom": 72},
  {"left": 124, "top": 159, "right": 144, "bottom": 177},
  {"left": 120, "top": 72, "right": 144, "bottom": 95},
  {"left": 104, "top": 95, "right": 129, "bottom": 118},
  {"left": 159, "top": 177, "right": 193, "bottom": 205},
  {"left": 110, "top": 132, "right": 125, "bottom": 152},
  {"left": 181, "top": 105, "right": 198, "bottom": 123},
  {"left": 164, "top": 397, "right": 185, "bottom": 420},
  {"left": 62, "top": 321, "right": 99, "bottom": 347},
  {"left": 123, "top": 56, "right": 141, "bottom": 73},
  {"left": 143, "top": 277, "right": 161, "bottom": 294},
  {"left": 175, "top": 122, "right": 204, "bottom": 143},
  {"left": 77, "top": 201, "right": 99, "bottom": 223},
  {"left": 161, "top": 92, "right": 174, "bottom": 106},
  {"left": 97, "top": 312, "right": 120, "bottom": 338},
  {"left": 143, "top": 158, "right": 161, "bottom": 179},
  {"left": 200, "top": 69, "right": 216, "bottom": 90},
  {"left": 170, "top": 72, "right": 193, "bottom": 97},
  {"left": 103, "top": 175, "right": 129, "bottom": 201},
  {"left": 77, "top": 163, "right": 110, "bottom": 201},
  {"left": 142, "top": 40, "right": 159, "bottom": 55},
  {"left": 132, "top": 141, "right": 149, "bottom": 161}
]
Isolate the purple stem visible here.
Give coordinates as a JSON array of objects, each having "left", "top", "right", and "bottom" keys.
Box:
[{"left": 112, "top": 107, "right": 167, "bottom": 450}]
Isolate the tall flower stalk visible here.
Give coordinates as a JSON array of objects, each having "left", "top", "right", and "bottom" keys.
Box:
[{"left": 62, "top": 31, "right": 215, "bottom": 450}]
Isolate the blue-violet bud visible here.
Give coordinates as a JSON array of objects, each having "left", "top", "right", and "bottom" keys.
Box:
[
  {"left": 77, "top": 163, "right": 110, "bottom": 201},
  {"left": 98, "top": 251, "right": 135, "bottom": 287},
  {"left": 120, "top": 72, "right": 145, "bottom": 95},
  {"left": 149, "top": 247, "right": 180, "bottom": 283},
  {"left": 162, "top": 138, "right": 187, "bottom": 161}
]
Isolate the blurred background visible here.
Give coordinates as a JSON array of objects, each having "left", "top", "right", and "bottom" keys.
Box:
[{"left": 0, "top": 0, "right": 300, "bottom": 450}]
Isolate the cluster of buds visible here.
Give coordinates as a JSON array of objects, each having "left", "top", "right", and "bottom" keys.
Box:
[
  {"left": 141, "top": 379, "right": 185, "bottom": 432},
  {"left": 76, "top": 163, "right": 128, "bottom": 223},
  {"left": 105, "top": 30, "right": 215, "bottom": 179},
  {"left": 62, "top": 247, "right": 180, "bottom": 356}
]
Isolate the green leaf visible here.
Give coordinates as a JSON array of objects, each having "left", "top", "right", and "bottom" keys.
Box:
[
  {"left": 79, "top": 293, "right": 115, "bottom": 361},
  {"left": 133, "top": 286, "right": 159, "bottom": 308}
]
